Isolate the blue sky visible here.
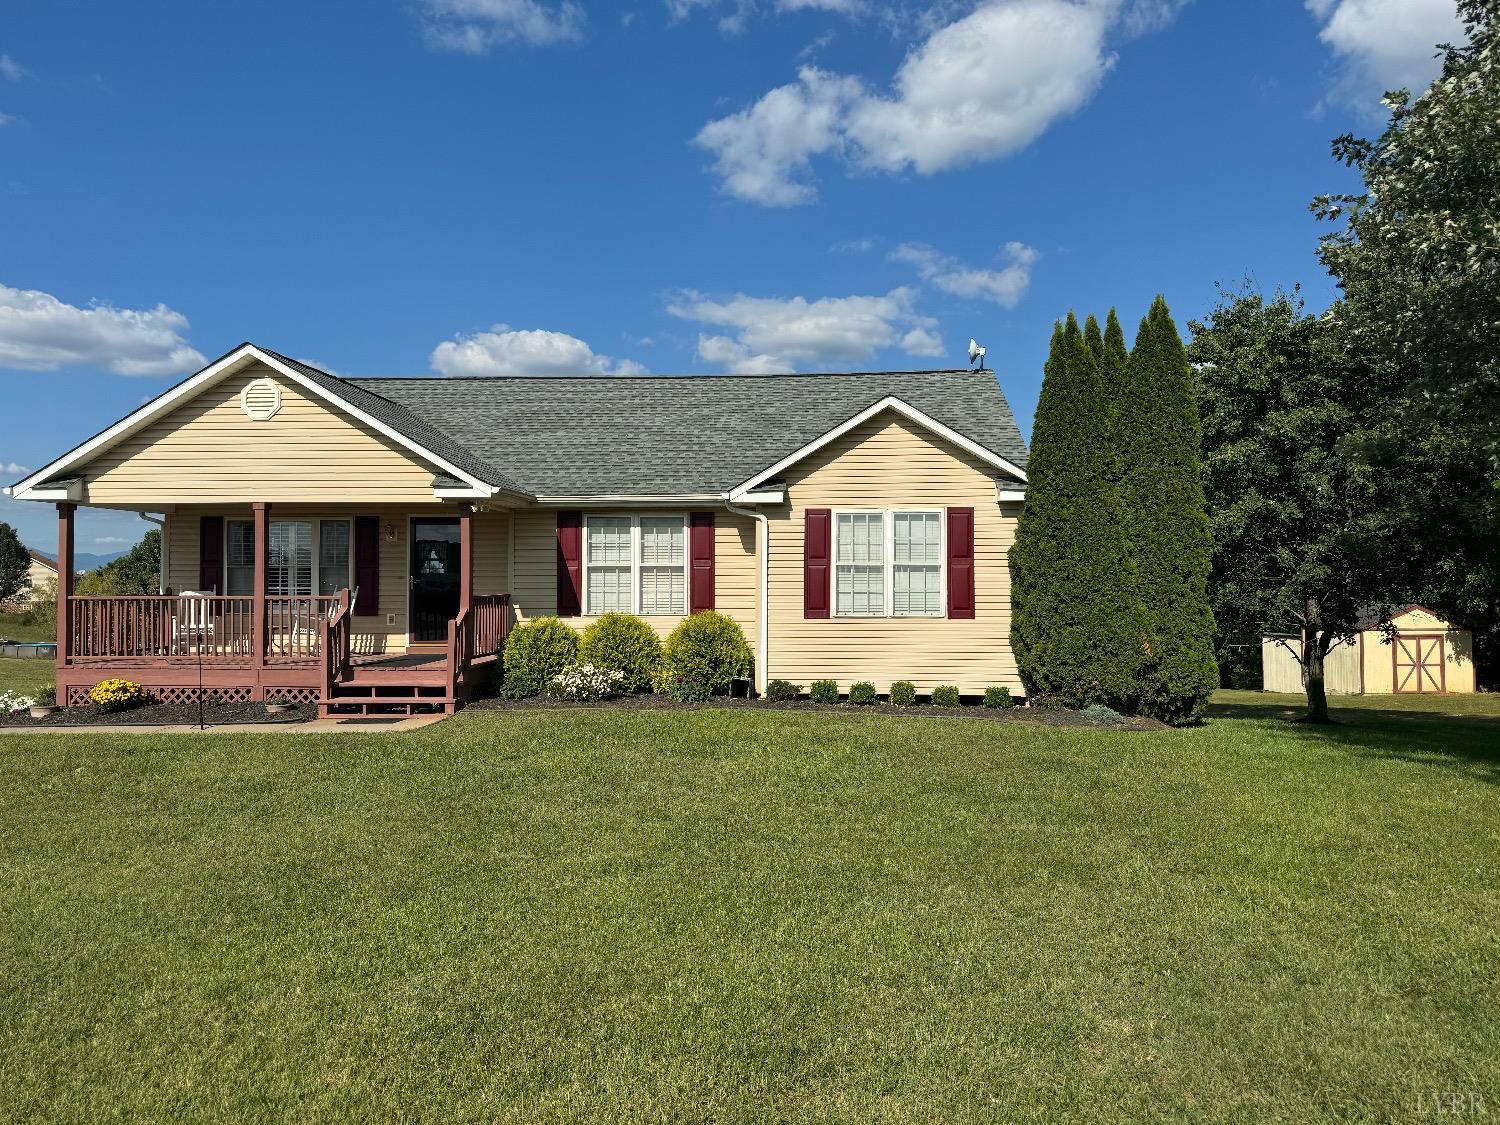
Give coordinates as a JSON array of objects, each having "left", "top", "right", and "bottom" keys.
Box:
[{"left": 0, "top": 0, "right": 1464, "bottom": 553}]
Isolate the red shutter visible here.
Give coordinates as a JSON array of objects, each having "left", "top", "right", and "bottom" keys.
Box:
[
  {"left": 199, "top": 515, "right": 223, "bottom": 594},
  {"left": 690, "top": 513, "right": 716, "bottom": 613},
  {"left": 556, "top": 511, "right": 583, "bottom": 616},
  {"left": 354, "top": 516, "right": 380, "bottom": 615},
  {"left": 804, "top": 508, "right": 831, "bottom": 619},
  {"left": 947, "top": 507, "right": 975, "bottom": 619}
]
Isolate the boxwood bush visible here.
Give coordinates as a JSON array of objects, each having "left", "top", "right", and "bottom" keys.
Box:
[
  {"left": 983, "top": 686, "right": 1013, "bottom": 709},
  {"left": 848, "top": 681, "right": 877, "bottom": 706},
  {"left": 765, "top": 679, "right": 801, "bottom": 702},
  {"left": 655, "top": 611, "right": 753, "bottom": 698},
  {"left": 501, "top": 617, "right": 580, "bottom": 698},
  {"left": 931, "top": 685, "right": 962, "bottom": 708},
  {"left": 889, "top": 681, "right": 917, "bottom": 707},
  {"left": 809, "top": 679, "right": 839, "bottom": 704},
  {"left": 579, "top": 613, "right": 662, "bottom": 693}
]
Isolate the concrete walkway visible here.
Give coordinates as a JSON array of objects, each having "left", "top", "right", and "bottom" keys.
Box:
[{"left": 0, "top": 715, "right": 448, "bottom": 735}]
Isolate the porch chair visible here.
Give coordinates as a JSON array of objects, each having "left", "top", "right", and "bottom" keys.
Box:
[{"left": 172, "top": 592, "right": 216, "bottom": 655}]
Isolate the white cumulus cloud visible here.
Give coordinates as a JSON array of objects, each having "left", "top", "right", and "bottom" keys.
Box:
[
  {"left": 1307, "top": 0, "right": 1464, "bottom": 105},
  {"left": 0, "top": 282, "right": 206, "bottom": 376},
  {"left": 891, "top": 240, "right": 1039, "bottom": 307},
  {"left": 667, "top": 287, "right": 945, "bottom": 372},
  {"left": 2, "top": 461, "right": 27, "bottom": 475},
  {"left": 0, "top": 55, "right": 22, "bottom": 82},
  {"left": 696, "top": 0, "right": 1123, "bottom": 204},
  {"left": 430, "top": 325, "right": 647, "bottom": 376},
  {"left": 419, "top": 0, "right": 584, "bottom": 51}
]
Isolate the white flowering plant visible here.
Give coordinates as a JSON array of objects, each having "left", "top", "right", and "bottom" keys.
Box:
[
  {"left": 0, "top": 691, "right": 39, "bottom": 715},
  {"left": 545, "top": 663, "right": 626, "bottom": 702}
]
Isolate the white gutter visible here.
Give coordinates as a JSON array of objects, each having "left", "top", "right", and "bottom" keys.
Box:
[
  {"left": 139, "top": 512, "right": 166, "bottom": 593},
  {"left": 724, "top": 495, "right": 769, "bottom": 696}
]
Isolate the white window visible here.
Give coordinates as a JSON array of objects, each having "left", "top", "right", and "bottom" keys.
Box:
[
  {"left": 834, "top": 510, "right": 945, "bottom": 618},
  {"left": 225, "top": 519, "right": 353, "bottom": 598},
  {"left": 584, "top": 514, "right": 689, "bottom": 616}
]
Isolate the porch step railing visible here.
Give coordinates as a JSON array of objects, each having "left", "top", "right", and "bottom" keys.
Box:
[
  {"left": 66, "top": 595, "right": 344, "bottom": 665},
  {"left": 448, "top": 594, "right": 511, "bottom": 680}
]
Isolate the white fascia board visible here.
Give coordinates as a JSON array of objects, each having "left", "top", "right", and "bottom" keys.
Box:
[
  {"left": 728, "top": 396, "right": 1029, "bottom": 500},
  {"left": 532, "top": 494, "right": 724, "bottom": 508},
  {"left": 12, "top": 478, "right": 83, "bottom": 502},
  {"left": 997, "top": 486, "right": 1027, "bottom": 503},
  {"left": 9, "top": 343, "right": 499, "bottom": 502},
  {"left": 729, "top": 487, "right": 787, "bottom": 505}
]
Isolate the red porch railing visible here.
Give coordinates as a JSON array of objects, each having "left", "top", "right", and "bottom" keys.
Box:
[
  {"left": 448, "top": 594, "right": 511, "bottom": 678},
  {"left": 320, "top": 592, "right": 354, "bottom": 702},
  {"left": 66, "top": 594, "right": 344, "bottom": 665}
]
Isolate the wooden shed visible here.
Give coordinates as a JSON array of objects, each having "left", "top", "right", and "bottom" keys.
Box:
[{"left": 1262, "top": 605, "right": 1478, "bottom": 696}]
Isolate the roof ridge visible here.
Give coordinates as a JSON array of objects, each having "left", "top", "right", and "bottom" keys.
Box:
[{"left": 346, "top": 368, "right": 981, "bottom": 383}]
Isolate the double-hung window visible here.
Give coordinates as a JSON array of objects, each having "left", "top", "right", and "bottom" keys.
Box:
[
  {"left": 584, "top": 515, "right": 688, "bottom": 616},
  {"left": 833, "top": 510, "right": 944, "bottom": 618},
  {"left": 223, "top": 518, "right": 352, "bottom": 597}
]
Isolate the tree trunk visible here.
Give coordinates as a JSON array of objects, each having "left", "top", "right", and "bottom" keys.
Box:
[{"left": 1298, "top": 600, "right": 1333, "bottom": 724}]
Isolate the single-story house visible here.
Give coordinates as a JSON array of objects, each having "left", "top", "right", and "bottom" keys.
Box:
[
  {"left": 1261, "top": 605, "right": 1477, "bottom": 696},
  {"left": 9, "top": 549, "right": 59, "bottom": 606},
  {"left": 3, "top": 343, "right": 1029, "bottom": 713}
]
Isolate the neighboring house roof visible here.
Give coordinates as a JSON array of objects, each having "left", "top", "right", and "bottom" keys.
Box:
[
  {"left": 27, "top": 549, "right": 57, "bottom": 572},
  {"left": 348, "top": 368, "right": 1029, "bottom": 497}
]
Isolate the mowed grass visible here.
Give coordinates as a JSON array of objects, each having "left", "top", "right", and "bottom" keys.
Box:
[
  {"left": 0, "top": 657, "right": 53, "bottom": 697},
  {"left": 0, "top": 611, "right": 54, "bottom": 643},
  {"left": 1, "top": 704, "right": 1496, "bottom": 1122}
]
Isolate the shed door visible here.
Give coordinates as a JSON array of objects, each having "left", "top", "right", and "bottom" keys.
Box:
[{"left": 1394, "top": 635, "right": 1445, "bottom": 693}]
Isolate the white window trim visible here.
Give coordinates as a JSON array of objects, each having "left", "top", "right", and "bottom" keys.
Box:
[
  {"left": 832, "top": 508, "right": 946, "bottom": 619},
  {"left": 224, "top": 517, "right": 354, "bottom": 597},
  {"left": 583, "top": 513, "right": 690, "bottom": 617}
]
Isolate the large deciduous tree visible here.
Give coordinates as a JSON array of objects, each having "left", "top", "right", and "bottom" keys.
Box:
[
  {"left": 1011, "top": 313, "right": 1145, "bottom": 711},
  {"left": 1120, "top": 297, "right": 1218, "bottom": 724},
  {"left": 1189, "top": 286, "right": 1383, "bottom": 723},
  {"left": 1313, "top": 0, "right": 1500, "bottom": 680}
]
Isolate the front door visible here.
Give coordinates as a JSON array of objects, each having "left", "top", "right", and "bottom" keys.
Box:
[
  {"left": 410, "top": 519, "right": 461, "bottom": 645},
  {"left": 1394, "top": 635, "right": 1445, "bottom": 693}
]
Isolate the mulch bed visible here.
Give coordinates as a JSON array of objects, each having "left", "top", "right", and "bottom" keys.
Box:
[
  {"left": 0, "top": 702, "right": 314, "bottom": 728},
  {"left": 463, "top": 693, "right": 1166, "bottom": 730}
]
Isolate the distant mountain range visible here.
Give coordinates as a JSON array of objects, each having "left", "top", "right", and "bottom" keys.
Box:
[{"left": 23, "top": 547, "right": 129, "bottom": 573}]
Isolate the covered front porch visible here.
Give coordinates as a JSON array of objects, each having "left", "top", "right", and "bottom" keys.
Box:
[{"left": 51, "top": 501, "right": 510, "bottom": 714}]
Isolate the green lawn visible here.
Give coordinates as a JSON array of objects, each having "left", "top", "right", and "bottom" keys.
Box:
[
  {"left": 1, "top": 703, "right": 1496, "bottom": 1122},
  {"left": 0, "top": 657, "right": 52, "bottom": 698},
  {"left": 0, "top": 610, "right": 54, "bottom": 643}
]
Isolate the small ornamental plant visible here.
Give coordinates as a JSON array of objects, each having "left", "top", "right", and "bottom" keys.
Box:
[
  {"left": 89, "top": 679, "right": 151, "bottom": 713},
  {"left": 665, "top": 672, "right": 713, "bottom": 703},
  {"left": 0, "top": 691, "right": 38, "bottom": 715},
  {"left": 1082, "top": 703, "right": 1124, "bottom": 725},
  {"left": 809, "top": 679, "right": 840, "bottom": 705},
  {"left": 546, "top": 663, "right": 626, "bottom": 702},
  {"left": 848, "top": 681, "right": 878, "bottom": 706},
  {"left": 931, "top": 685, "right": 962, "bottom": 708},
  {"left": 765, "top": 679, "right": 801, "bottom": 702},
  {"left": 889, "top": 681, "right": 917, "bottom": 707},
  {"left": 36, "top": 685, "right": 56, "bottom": 707},
  {"left": 983, "top": 686, "right": 1013, "bottom": 709}
]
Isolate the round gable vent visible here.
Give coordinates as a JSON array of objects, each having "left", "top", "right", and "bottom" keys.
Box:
[{"left": 240, "top": 378, "right": 282, "bottom": 421}]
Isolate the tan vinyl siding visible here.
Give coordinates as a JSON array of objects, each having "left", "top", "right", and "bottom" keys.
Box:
[
  {"left": 510, "top": 508, "right": 758, "bottom": 646},
  {"left": 83, "top": 363, "right": 447, "bottom": 506},
  {"left": 766, "top": 413, "right": 1021, "bottom": 696}
]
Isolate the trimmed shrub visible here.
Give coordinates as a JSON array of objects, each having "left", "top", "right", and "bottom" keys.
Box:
[
  {"left": 848, "top": 681, "right": 877, "bottom": 706},
  {"left": 931, "top": 685, "right": 961, "bottom": 708},
  {"left": 889, "top": 680, "right": 917, "bottom": 707},
  {"left": 809, "top": 679, "right": 839, "bottom": 704},
  {"left": 501, "top": 617, "right": 580, "bottom": 699},
  {"left": 579, "top": 613, "right": 662, "bottom": 693},
  {"left": 656, "top": 611, "right": 753, "bottom": 697},
  {"left": 1082, "top": 703, "right": 1124, "bottom": 725},
  {"left": 89, "top": 678, "right": 150, "bottom": 713},
  {"left": 983, "top": 686, "right": 1013, "bottom": 709},
  {"left": 546, "top": 663, "right": 625, "bottom": 701},
  {"left": 765, "top": 679, "right": 801, "bottom": 702}
]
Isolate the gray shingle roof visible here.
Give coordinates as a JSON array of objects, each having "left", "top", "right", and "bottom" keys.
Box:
[{"left": 340, "top": 368, "right": 1029, "bottom": 498}]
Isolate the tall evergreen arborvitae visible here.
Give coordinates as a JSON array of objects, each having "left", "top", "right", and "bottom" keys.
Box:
[
  {"left": 1119, "top": 296, "right": 1219, "bottom": 723},
  {"left": 1011, "top": 313, "right": 1146, "bottom": 711}
]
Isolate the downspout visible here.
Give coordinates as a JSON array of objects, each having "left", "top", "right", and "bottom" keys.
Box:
[
  {"left": 724, "top": 495, "right": 769, "bottom": 696},
  {"left": 139, "top": 512, "right": 166, "bottom": 593}
]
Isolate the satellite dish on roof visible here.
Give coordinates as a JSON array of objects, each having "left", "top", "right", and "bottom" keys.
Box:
[{"left": 968, "top": 339, "right": 987, "bottom": 371}]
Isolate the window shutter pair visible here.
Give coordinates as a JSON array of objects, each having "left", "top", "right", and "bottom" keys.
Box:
[
  {"left": 556, "top": 511, "right": 716, "bottom": 615},
  {"left": 801, "top": 507, "right": 975, "bottom": 619}
]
